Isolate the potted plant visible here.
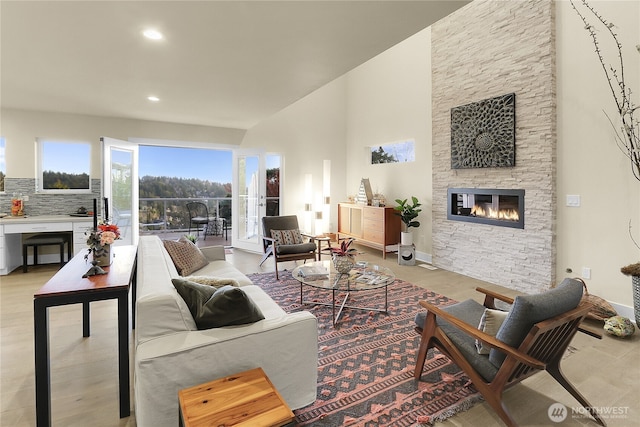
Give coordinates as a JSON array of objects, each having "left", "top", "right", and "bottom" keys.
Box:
[
  {"left": 621, "top": 261, "right": 640, "bottom": 325},
  {"left": 394, "top": 196, "right": 422, "bottom": 246},
  {"left": 329, "top": 238, "right": 357, "bottom": 273}
]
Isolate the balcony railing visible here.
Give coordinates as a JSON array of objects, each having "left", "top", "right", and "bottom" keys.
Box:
[{"left": 139, "top": 197, "right": 231, "bottom": 234}]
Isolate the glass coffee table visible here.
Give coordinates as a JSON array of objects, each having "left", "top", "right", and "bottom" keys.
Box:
[{"left": 291, "top": 260, "right": 395, "bottom": 327}]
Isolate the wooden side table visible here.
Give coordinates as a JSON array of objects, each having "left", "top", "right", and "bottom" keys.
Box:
[
  {"left": 178, "top": 367, "right": 295, "bottom": 427},
  {"left": 33, "top": 245, "right": 137, "bottom": 427}
]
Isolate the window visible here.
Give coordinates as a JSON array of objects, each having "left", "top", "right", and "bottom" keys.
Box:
[
  {"left": 0, "top": 138, "right": 5, "bottom": 192},
  {"left": 37, "top": 140, "right": 91, "bottom": 192},
  {"left": 370, "top": 139, "right": 415, "bottom": 164}
]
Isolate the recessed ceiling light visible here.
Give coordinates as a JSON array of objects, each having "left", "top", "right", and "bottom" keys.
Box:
[
  {"left": 143, "top": 29, "right": 163, "bottom": 40},
  {"left": 147, "top": 96, "right": 160, "bottom": 102}
]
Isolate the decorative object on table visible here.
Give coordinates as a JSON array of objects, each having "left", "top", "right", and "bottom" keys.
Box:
[
  {"left": 450, "top": 93, "right": 516, "bottom": 169},
  {"left": 603, "top": 315, "right": 635, "bottom": 337},
  {"left": 570, "top": 0, "right": 639, "bottom": 182},
  {"left": 329, "top": 238, "right": 357, "bottom": 273},
  {"left": 83, "top": 198, "right": 120, "bottom": 277},
  {"left": 355, "top": 178, "right": 373, "bottom": 205},
  {"left": 575, "top": 278, "right": 617, "bottom": 321},
  {"left": 621, "top": 262, "right": 640, "bottom": 325},
  {"left": 11, "top": 193, "right": 24, "bottom": 216},
  {"left": 398, "top": 244, "right": 416, "bottom": 266},
  {"left": 372, "top": 192, "right": 386, "bottom": 207},
  {"left": 394, "top": 196, "right": 421, "bottom": 246}
]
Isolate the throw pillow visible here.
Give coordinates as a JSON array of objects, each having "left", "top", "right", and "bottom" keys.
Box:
[
  {"left": 163, "top": 237, "right": 209, "bottom": 276},
  {"left": 270, "top": 229, "right": 303, "bottom": 246},
  {"left": 183, "top": 275, "right": 239, "bottom": 288},
  {"left": 475, "top": 308, "right": 509, "bottom": 354},
  {"left": 172, "top": 279, "right": 265, "bottom": 329}
]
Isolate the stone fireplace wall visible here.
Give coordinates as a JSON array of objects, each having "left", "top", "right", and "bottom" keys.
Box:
[{"left": 431, "top": 0, "right": 556, "bottom": 293}]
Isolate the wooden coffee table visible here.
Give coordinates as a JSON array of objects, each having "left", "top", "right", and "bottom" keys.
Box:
[
  {"left": 33, "top": 245, "right": 137, "bottom": 427},
  {"left": 178, "top": 367, "right": 294, "bottom": 427}
]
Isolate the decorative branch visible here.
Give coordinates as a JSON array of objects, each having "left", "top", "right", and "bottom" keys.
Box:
[{"left": 570, "top": 0, "right": 640, "bottom": 182}]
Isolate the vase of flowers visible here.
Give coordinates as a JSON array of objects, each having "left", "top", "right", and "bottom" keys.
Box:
[
  {"left": 329, "top": 238, "right": 357, "bottom": 273},
  {"left": 86, "top": 222, "right": 121, "bottom": 266}
]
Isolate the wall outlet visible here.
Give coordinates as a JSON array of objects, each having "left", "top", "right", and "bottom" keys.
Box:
[
  {"left": 566, "top": 195, "right": 581, "bottom": 207},
  {"left": 23, "top": 195, "right": 29, "bottom": 202},
  {"left": 581, "top": 267, "right": 591, "bottom": 280}
]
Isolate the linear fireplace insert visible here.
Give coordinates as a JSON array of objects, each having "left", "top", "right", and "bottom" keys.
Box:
[{"left": 448, "top": 188, "right": 525, "bottom": 229}]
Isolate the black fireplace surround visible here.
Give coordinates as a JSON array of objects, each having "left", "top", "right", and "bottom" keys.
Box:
[{"left": 448, "top": 188, "right": 525, "bottom": 229}]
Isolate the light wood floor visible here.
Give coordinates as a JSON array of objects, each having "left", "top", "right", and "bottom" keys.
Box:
[{"left": 1, "top": 243, "right": 638, "bottom": 426}]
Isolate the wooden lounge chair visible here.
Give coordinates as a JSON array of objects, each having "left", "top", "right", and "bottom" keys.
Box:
[
  {"left": 260, "top": 215, "right": 317, "bottom": 279},
  {"left": 414, "top": 278, "right": 606, "bottom": 427}
]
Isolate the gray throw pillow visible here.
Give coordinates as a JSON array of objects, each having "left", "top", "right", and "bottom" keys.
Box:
[
  {"left": 489, "top": 278, "right": 583, "bottom": 367},
  {"left": 172, "top": 279, "right": 265, "bottom": 329}
]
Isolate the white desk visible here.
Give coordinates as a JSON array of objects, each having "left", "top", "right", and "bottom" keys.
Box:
[{"left": 0, "top": 215, "right": 94, "bottom": 275}]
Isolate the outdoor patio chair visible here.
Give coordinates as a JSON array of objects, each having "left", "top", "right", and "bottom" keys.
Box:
[
  {"left": 186, "top": 202, "right": 216, "bottom": 240},
  {"left": 413, "top": 278, "right": 606, "bottom": 427},
  {"left": 260, "top": 215, "right": 317, "bottom": 279}
]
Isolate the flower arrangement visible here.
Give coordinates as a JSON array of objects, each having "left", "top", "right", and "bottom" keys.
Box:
[
  {"left": 85, "top": 222, "right": 121, "bottom": 261},
  {"left": 329, "top": 238, "right": 358, "bottom": 259}
]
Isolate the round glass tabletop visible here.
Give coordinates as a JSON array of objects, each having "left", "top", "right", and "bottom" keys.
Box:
[{"left": 291, "top": 260, "right": 395, "bottom": 291}]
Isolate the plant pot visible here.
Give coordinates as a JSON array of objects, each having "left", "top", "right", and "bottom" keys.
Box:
[
  {"left": 632, "top": 275, "right": 640, "bottom": 326},
  {"left": 332, "top": 255, "right": 354, "bottom": 274},
  {"left": 93, "top": 244, "right": 112, "bottom": 266},
  {"left": 401, "top": 231, "right": 413, "bottom": 246}
]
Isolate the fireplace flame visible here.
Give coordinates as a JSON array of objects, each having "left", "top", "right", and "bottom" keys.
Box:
[{"left": 473, "top": 205, "right": 520, "bottom": 221}]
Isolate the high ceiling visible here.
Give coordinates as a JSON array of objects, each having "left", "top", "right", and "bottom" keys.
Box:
[{"left": 1, "top": 1, "right": 469, "bottom": 130}]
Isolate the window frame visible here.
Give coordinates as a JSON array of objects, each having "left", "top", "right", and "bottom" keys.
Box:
[{"left": 36, "top": 139, "right": 92, "bottom": 194}]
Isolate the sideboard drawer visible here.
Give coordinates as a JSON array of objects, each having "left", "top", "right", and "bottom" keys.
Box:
[{"left": 3, "top": 222, "right": 73, "bottom": 234}]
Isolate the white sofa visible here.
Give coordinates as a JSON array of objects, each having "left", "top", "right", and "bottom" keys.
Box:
[{"left": 134, "top": 235, "right": 318, "bottom": 427}]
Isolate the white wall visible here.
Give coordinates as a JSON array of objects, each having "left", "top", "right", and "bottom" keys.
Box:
[
  {"left": 241, "top": 78, "right": 348, "bottom": 231},
  {"left": 556, "top": 0, "right": 640, "bottom": 310},
  {"left": 345, "top": 28, "right": 433, "bottom": 257},
  {"left": 1, "top": 108, "right": 246, "bottom": 179}
]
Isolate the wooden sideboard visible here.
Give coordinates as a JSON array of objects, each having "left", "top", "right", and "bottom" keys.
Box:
[{"left": 337, "top": 203, "right": 401, "bottom": 259}]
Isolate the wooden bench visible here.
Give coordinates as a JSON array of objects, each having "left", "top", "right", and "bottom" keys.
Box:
[{"left": 23, "top": 232, "right": 72, "bottom": 273}]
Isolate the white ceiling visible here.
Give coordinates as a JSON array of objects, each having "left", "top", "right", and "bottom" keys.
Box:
[{"left": 1, "top": 1, "right": 469, "bottom": 130}]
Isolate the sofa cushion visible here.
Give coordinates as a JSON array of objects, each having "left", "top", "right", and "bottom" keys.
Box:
[
  {"left": 475, "top": 308, "right": 509, "bottom": 355},
  {"left": 184, "top": 275, "right": 239, "bottom": 287},
  {"left": 271, "top": 229, "right": 303, "bottom": 246},
  {"left": 163, "top": 237, "right": 209, "bottom": 276},
  {"left": 172, "top": 279, "right": 265, "bottom": 329},
  {"left": 489, "top": 278, "right": 583, "bottom": 366}
]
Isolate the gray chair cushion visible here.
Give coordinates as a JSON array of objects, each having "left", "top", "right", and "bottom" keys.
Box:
[
  {"left": 172, "top": 279, "right": 265, "bottom": 329},
  {"left": 489, "top": 278, "right": 583, "bottom": 366},
  {"left": 276, "top": 242, "right": 317, "bottom": 255},
  {"left": 415, "top": 299, "right": 499, "bottom": 382}
]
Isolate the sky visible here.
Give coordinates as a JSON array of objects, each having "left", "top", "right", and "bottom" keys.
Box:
[
  {"left": 139, "top": 145, "right": 232, "bottom": 183},
  {"left": 33, "top": 142, "right": 279, "bottom": 183}
]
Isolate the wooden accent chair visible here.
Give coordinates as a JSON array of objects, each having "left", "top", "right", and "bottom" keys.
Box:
[
  {"left": 260, "top": 215, "right": 317, "bottom": 279},
  {"left": 414, "top": 278, "right": 606, "bottom": 427}
]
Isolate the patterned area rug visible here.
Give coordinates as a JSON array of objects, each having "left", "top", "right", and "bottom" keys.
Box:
[{"left": 247, "top": 271, "right": 484, "bottom": 426}]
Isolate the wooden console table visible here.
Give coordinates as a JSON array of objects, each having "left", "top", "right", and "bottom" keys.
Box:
[
  {"left": 337, "top": 203, "right": 401, "bottom": 259},
  {"left": 33, "top": 245, "right": 137, "bottom": 427}
]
